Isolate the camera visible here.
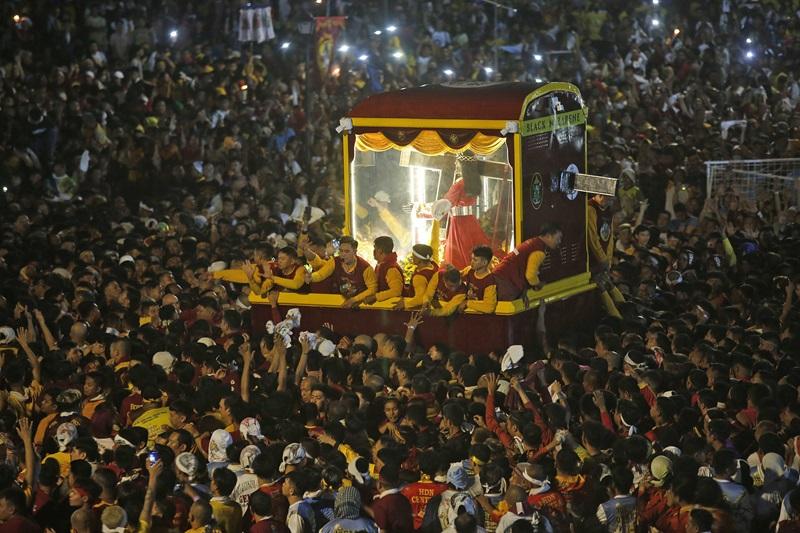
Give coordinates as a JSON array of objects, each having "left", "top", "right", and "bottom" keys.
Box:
[{"left": 148, "top": 450, "right": 159, "bottom": 466}]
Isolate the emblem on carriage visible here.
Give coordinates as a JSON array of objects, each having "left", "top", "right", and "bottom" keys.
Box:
[
  {"left": 530, "top": 173, "right": 543, "bottom": 210},
  {"left": 600, "top": 221, "right": 611, "bottom": 241},
  {"left": 563, "top": 163, "right": 579, "bottom": 200},
  {"left": 449, "top": 134, "right": 459, "bottom": 144}
]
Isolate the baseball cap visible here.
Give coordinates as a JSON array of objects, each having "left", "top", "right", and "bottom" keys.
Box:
[
  {"left": 240, "top": 445, "right": 261, "bottom": 469},
  {"left": 279, "top": 443, "right": 307, "bottom": 473},
  {"left": 650, "top": 455, "right": 673, "bottom": 486},
  {"left": 176, "top": 452, "right": 199, "bottom": 478}
]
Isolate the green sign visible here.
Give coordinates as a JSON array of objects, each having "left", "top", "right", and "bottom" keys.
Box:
[{"left": 521, "top": 110, "right": 586, "bottom": 136}]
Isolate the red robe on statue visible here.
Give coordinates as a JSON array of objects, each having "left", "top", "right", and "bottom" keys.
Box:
[{"left": 444, "top": 179, "right": 491, "bottom": 269}]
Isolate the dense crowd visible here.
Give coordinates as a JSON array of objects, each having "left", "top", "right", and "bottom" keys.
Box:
[{"left": 1, "top": 0, "right": 800, "bottom": 532}]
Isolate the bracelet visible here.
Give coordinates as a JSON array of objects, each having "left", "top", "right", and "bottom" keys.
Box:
[{"left": 407, "top": 325, "right": 415, "bottom": 330}]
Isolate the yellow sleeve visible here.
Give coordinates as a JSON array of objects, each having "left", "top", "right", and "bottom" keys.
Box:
[
  {"left": 587, "top": 207, "right": 608, "bottom": 263},
  {"left": 271, "top": 268, "right": 306, "bottom": 291},
  {"left": 350, "top": 266, "right": 377, "bottom": 303},
  {"left": 213, "top": 269, "right": 250, "bottom": 284},
  {"left": 249, "top": 277, "right": 272, "bottom": 297},
  {"left": 406, "top": 271, "right": 437, "bottom": 309},
  {"left": 309, "top": 255, "right": 327, "bottom": 270},
  {"left": 423, "top": 272, "right": 440, "bottom": 305},
  {"left": 338, "top": 443, "right": 360, "bottom": 464},
  {"left": 310, "top": 257, "right": 335, "bottom": 283},
  {"left": 429, "top": 293, "right": 466, "bottom": 316},
  {"left": 467, "top": 283, "right": 497, "bottom": 314},
  {"left": 376, "top": 268, "right": 403, "bottom": 301},
  {"left": 722, "top": 237, "right": 737, "bottom": 267},
  {"left": 525, "top": 251, "right": 546, "bottom": 286}
]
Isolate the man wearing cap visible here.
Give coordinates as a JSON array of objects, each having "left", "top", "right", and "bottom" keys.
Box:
[
  {"left": 364, "top": 235, "right": 403, "bottom": 304},
  {"left": 394, "top": 244, "right": 438, "bottom": 310},
  {"left": 321, "top": 486, "right": 377, "bottom": 533},
  {"left": 303, "top": 236, "right": 377, "bottom": 308},
  {"left": 493, "top": 223, "right": 563, "bottom": 302},
  {"left": 229, "top": 445, "right": 261, "bottom": 513},
  {"left": 638, "top": 455, "right": 673, "bottom": 532},
  {"left": 421, "top": 461, "right": 482, "bottom": 531},
  {"left": 279, "top": 443, "right": 307, "bottom": 475}
]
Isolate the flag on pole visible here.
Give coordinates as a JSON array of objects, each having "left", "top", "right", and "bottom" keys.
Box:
[
  {"left": 239, "top": 6, "right": 274, "bottom": 42},
  {"left": 314, "top": 17, "right": 346, "bottom": 79}
]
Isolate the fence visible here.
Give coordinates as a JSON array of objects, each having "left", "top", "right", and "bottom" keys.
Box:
[{"left": 705, "top": 158, "right": 800, "bottom": 207}]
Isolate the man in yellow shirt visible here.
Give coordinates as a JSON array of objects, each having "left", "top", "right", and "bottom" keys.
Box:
[
  {"left": 303, "top": 236, "right": 377, "bottom": 307},
  {"left": 131, "top": 386, "right": 171, "bottom": 447},
  {"left": 244, "top": 246, "right": 306, "bottom": 296},
  {"left": 423, "top": 268, "right": 467, "bottom": 317},
  {"left": 493, "top": 223, "right": 563, "bottom": 302},
  {"left": 364, "top": 236, "right": 403, "bottom": 304},
  {"left": 587, "top": 194, "right": 625, "bottom": 318},
  {"left": 394, "top": 244, "right": 438, "bottom": 310},
  {"left": 209, "top": 468, "right": 242, "bottom": 533}
]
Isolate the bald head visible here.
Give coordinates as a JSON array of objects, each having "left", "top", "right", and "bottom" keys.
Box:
[
  {"left": 70, "top": 322, "right": 88, "bottom": 343},
  {"left": 71, "top": 507, "right": 96, "bottom": 533}
]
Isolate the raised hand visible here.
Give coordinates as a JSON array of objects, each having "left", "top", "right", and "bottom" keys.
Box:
[
  {"left": 239, "top": 341, "right": 253, "bottom": 365},
  {"left": 405, "top": 311, "right": 424, "bottom": 330},
  {"left": 485, "top": 373, "right": 498, "bottom": 393},
  {"left": 16, "top": 417, "right": 32, "bottom": 443},
  {"left": 242, "top": 260, "right": 256, "bottom": 279},
  {"left": 16, "top": 326, "right": 32, "bottom": 346}
]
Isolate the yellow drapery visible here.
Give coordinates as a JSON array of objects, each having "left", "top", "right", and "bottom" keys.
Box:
[{"left": 355, "top": 130, "right": 505, "bottom": 156}]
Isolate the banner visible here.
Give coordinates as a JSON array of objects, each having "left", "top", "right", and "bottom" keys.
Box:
[
  {"left": 239, "top": 6, "right": 275, "bottom": 43},
  {"left": 521, "top": 92, "right": 588, "bottom": 282},
  {"left": 315, "top": 16, "right": 346, "bottom": 79}
]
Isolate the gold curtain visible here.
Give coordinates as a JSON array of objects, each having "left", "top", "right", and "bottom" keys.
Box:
[{"left": 355, "top": 130, "right": 505, "bottom": 156}]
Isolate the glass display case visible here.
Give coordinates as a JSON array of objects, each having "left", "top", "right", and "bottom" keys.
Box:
[{"left": 349, "top": 140, "right": 514, "bottom": 269}]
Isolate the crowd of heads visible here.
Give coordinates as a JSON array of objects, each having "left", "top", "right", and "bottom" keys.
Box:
[{"left": 1, "top": 0, "right": 800, "bottom": 532}]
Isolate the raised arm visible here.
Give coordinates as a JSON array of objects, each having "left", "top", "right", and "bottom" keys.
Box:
[
  {"left": 294, "top": 335, "right": 311, "bottom": 386},
  {"left": 33, "top": 309, "right": 58, "bottom": 351},
  {"left": 16, "top": 327, "right": 41, "bottom": 386},
  {"left": 276, "top": 339, "right": 289, "bottom": 393},
  {"left": 239, "top": 342, "right": 253, "bottom": 403},
  {"left": 141, "top": 459, "right": 164, "bottom": 530},
  {"left": 16, "top": 418, "right": 35, "bottom": 504}
]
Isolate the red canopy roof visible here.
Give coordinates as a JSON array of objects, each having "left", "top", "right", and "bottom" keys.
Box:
[{"left": 348, "top": 82, "right": 545, "bottom": 121}]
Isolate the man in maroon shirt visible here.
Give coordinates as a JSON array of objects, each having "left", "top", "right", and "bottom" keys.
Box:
[
  {"left": 401, "top": 451, "right": 448, "bottom": 530},
  {"left": 370, "top": 464, "right": 413, "bottom": 533},
  {"left": 0, "top": 487, "right": 42, "bottom": 532}
]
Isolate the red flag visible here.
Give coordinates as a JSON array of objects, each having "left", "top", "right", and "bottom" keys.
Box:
[{"left": 314, "top": 17, "right": 346, "bottom": 80}]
